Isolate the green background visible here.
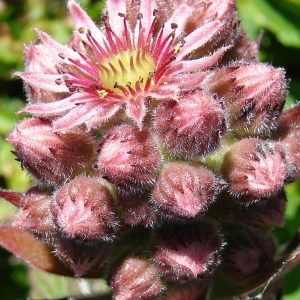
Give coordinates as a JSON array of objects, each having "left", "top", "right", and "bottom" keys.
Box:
[{"left": 0, "top": 0, "right": 299, "bottom": 298}]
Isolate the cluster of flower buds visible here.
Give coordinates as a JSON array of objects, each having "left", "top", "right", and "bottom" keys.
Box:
[{"left": 0, "top": 0, "right": 299, "bottom": 299}]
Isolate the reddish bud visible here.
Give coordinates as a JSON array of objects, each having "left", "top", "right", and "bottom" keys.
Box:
[
  {"left": 152, "top": 162, "right": 221, "bottom": 218},
  {"left": 152, "top": 222, "right": 222, "bottom": 280},
  {"left": 118, "top": 191, "right": 157, "bottom": 227},
  {"left": 153, "top": 90, "right": 226, "bottom": 158},
  {"left": 275, "top": 105, "right": 300, "bottom": 180},
  {"left": 165, "top": 280, "right": 209, "bottom": 300},
  {"left": 221, "top": 191, "right": 286, "bottom": 230},
  {"left": 7, "top": 118, "right": 95, "bottom": 185},
  {"left": 97, "top": 125, "right": 161, "bottom": 189},
  {"left": 220, "top": 229, "right": 276, "bottom": 285},
  {"left": 54, "top": 237, "right": 112, "bottom": 277},
  {"left": 221, "top": 138, "right": 287, "bottom": 201},
  {"left": 111, "top": 257, "right": 165, "bottom": 300},
  {"left": 207, "top": 63, "right": 286, "bottom": 135},
  {"left": 51, "top": 176, "right": 119, "bottom": 242},
  {"left": 223, "top": 28, "right": 260, "bottom": 62},
  {"left": 13, "top": 186, "right": 54, "bottom": 237}
]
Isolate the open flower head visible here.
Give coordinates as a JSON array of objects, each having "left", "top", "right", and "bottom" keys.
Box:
[{"left": 15, "top": 0, "right": 230, "bottom": 130}]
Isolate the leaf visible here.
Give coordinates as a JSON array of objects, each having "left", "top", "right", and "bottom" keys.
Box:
[
  {"left": 0, "top": 226, "right": 72, "bottom": 277},
  {"left": 237, "top": 0, "right": 300, "bottom": 47}
]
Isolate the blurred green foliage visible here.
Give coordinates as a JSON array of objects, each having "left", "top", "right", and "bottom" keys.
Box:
[{"left": 0, "top": 0, "right": 299, "bottom": 299}]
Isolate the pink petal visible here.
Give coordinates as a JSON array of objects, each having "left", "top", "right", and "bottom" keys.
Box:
[
  {"left": 165, "top": 72, "right": 207, "bottom": 91},
  {"left": 174, "top": 46, "right": 231, "bottom": 73},
  {"left": 176, "top": 20, "right": 222, "bottom": 61},
  {"left": 35, "top": 29, "right": 75, "bottom": 59},
  {"left": 18, "top": 93, "right": 93, "bottom": 115},
  {"left": 68, "top": 0, "right": 104, "bottom": 43},
  {"left": 149, "top": 83, "right": 180, "bottom": 100},
  {"left": 85, "top": 102, "right": 121, "bottom": 129},
  {"left": 140, "top": 0, "right": 157, "bottom": 32},
  {"left": 14, "top": 72, "right": 69, "bottom": 93},
  {"left": 125, "top": 95, "right": 146, "bottom": 127},
  {"left": 106, "top": 0, "right": 127, "bottom": 34},
  {"left": 24, "top": 44, "right": 58, "bottom": 73},
  {"left": 53, "top": 101, "right": 101, "bottom": 130},
  {"left": 164, "top": 4, "right": 192, "bottom": 38}
]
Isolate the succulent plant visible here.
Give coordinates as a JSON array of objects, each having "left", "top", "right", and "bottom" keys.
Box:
[{"left": 0, "top": 0, "right": 299, "bottom": 299}]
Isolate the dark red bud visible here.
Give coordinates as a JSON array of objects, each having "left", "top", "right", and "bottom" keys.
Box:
[
  {"left": 152, "top": 162, "right": 221, "bottom": 218},
  {"left": 51, "top": 176, "right": 119, "bottom": 242}
]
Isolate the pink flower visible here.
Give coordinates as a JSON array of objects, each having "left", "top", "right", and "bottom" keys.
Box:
[{"left": 15, "top": 0, "right": 230, "bottom": 130}]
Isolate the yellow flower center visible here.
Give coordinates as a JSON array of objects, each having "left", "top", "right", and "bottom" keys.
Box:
[{"left": 99, "top": 49, "right": 156, "bottom": 94}]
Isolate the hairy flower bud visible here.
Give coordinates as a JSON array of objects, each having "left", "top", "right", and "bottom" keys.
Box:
[
  {"left": 118, "top": 191, "right": 157, "bottom": 227},
  {"left": 221, "top": 138, "right": 287, "bottom": 201},
  {"left": 220, "top": 229, "right": 276, "bottom": 285},
  {"left": 152, "top": 222, "right": 222, "bottom": 280},
  {"left": 275, "top": 105, "right": 300, "bottom": 180},
  {"left": 8, "top": 118, "right": 95, "bottom": 185},
  {"left": 221, "top": 191, "right": 286, "bottom": 230},
  {"left": 111, "top": 257, "right": 165, "bottom": 300},
  {"left": 54, "top": 237, "right": 112, "bottom": 277},
  {"left": 153, "top": 90, "right": 226, "bottom": 157},
  {"left": 51, "top": 176, "right": 119, "bottom": 242},
  {"left": 206, "top": 63, "right": 286, "bottom": 135},
  {"left": 97, "top": 125, "right": 161, "bottom": 189},
  {"left": 13, "top": 186, "right": 54, "bottom": 237},
  {"left": 164, "top": 280, "right": 209, "bottom": 300},
  {"left": 152, "top": 162, "right": 221, "bottom": 218}
]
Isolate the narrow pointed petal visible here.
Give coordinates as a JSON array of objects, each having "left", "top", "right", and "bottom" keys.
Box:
[
  {"left": 0, "top": 226, "right": 72, "bottom": 276},
  {"left": 140, "top": 0, "right": 157, "bottom": 31},
  {"left": 35, "top": 29, "right": 76, "bottom": 59},
  {"left": 176, "top": 20, "right": 222, "bottom": 60},
  {"left": 68, "top": 0, "right": 104, "bottom": 42},
  {"left": 149, "top": 84, "right": 180, "bottom": 100},
  {"left": 164, "top": 4, "right": 192, "bottom": 38},
  {"left": 53, "top": 101, "right": 100, "bottom": 131},
  {"left": 85, "top": 102, "right": 121, "bottom": 129},
  {"left": 177, "top": 46, "right": 231, "bottom": 73},
  {"left": 14, "top": 72, "right": 69, "bottom": 93},
  {"left": 18, "top": 93, "right": 92, "bottom": 115},
  {"left": 106, "top": 0, "right": 127, "bottom": 34},
  {"left": 125, "top": 95, "right": 146, "bottom": 127}
]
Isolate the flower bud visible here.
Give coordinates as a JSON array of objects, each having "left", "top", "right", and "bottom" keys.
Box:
[
  {"left": 182, "top": 0, "right": 238, "bottom": 58},
  {"left": 54, "top": 237, "right": 112, "bottom": 277},
  {"left": 118, "top": 191, "right": 157, "bottom": 227},
  {"left": 8, "top": 118, "right": 95, "bottom": 185},
  {"left": 206, "top": 63, "right": 286, "bottom": 135},
  {"left": 97, "top": 125, "right": 161, "bottom": 189},
  {"left": 222, "top": 28, "right": 260, "bottom": 62},
  {"left": 221, "top": 191, "right": 286, "bottom": 230},
  {"left": 220, "top": 229, "right": 276, "bottom": 285},
  {"left": 165, "top": 280, "right": 209, "bottom": 300},
  {"left": 221, "top": 138, "right": 287, "bottom": 201},
  {"left": 111, "top": 257, "right": 165, "bottom": 300},
  {"left": 51, "top": 176, "right": 119, "bottom": 242},
  {"left": 13, "top": 186, "right": 55, "bottom": 237},
  {"left": 153, "top": 90, "right": 226, "bottom": 158},
  {"left": 152, "top": 222, "right": 222, "bottom": 281},
  {"left": 275, "top": 105, "right": 300, "bottom": 180},
  {"left": 152, "top": 162, "right": 221, "bottom": 218}
]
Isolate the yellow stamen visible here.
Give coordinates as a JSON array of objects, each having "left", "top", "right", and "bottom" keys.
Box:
[{"left": 99, "top": 49, "right": 156, "bottom": 95}]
